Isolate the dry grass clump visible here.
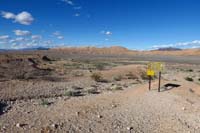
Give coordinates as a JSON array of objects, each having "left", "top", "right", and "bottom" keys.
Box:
[
  {"left": 113, "top": 75, "right": 123, "bottom": 81},
  {"left": 185, "top": 77, "right": 194, "bottom": 82},
  {"left": 91, "top": 72, "right": 103, "bottom": 82},
  {"left": 64, "top": 90, "right": 82, "bottom": 97},
  {"left": 125, "top": 72, "right": 138, "bottom": 79},
  {"left": 41, "top": 99, "right": 52, "bottom": 106},
  {"left": 110, "top": 84, "right": 123, "bottom": 91},
  {"left": 140, "top": 71, "right": 149, "bottom": 80},
  {"left": 93, "top": 62, "right": 106, "bottom": 70},
  {"left": 86, "top": 88, "right": 99, "bottom": 94}
]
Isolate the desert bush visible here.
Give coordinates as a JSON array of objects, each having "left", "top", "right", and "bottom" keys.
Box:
[
  {"left": 189, "top": 88, "right": 194, "bottom": 93},
  {"left": 94, "top": 63, "right": 105, "bottom": 70},
  {"left": 187, "top": 69, "right": 193, "bottom": 72},
  {"left": 41, "top": 99, "right": 51, "bottom": 106},
  {"left": 91, "top": 72, "right": 102, "bottom": 82},
  {"left": 86, "top": 88, "right": 99, "bottom": 94},
  {"left": 141, "top": 72, "right": 149, "bottom": 80},
  {"left": 110, "top": 85, "right": 123, "bottom": 91},
  {"left": 72, "top": 71, "right": 84, "bottom": 77},
  {"left": 126, "top": 72, "right": 138, "bottom": 79},
  {"left": 65, "top": 90, "right": 82, "bottom": 97},
  {"left": 72, "top": 86, "right": 83, "bottom": 90},
  {"left": 113, "top": 75, "right": 122, "bottom": 81},
  {"left": 185, "top": 77, "right": 193, "bottom": 82},
  {"left": 64, "top": 63, "right": 82, "bottom": 69}
]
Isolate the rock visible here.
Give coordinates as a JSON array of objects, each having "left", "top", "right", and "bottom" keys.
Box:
[
  {"left": 127, "top": 126, "right": 133, "bottom": 130},
  {"left": 58, "top": 97, "right": 62, "bottom": 100},
  {"left": 51, "top": 124, "right": 58, "bottom": 129},
  {"left": 97, "top": 115, "right": 103, "bottom": 118},
  {"left": 111, "top": 104, "right": 117, "bottom": 108},
  {"left": 2, "top": 126, "right": 6, "bottom": 130},
  {"left": 76, "top": 112, "right": 80, "bottom": 116},
  {"left": 182, "top": 107, "right": 186, "bottom": 110},
  {"left": 16, "top": 123, "right": 21, "bottom": 128}
]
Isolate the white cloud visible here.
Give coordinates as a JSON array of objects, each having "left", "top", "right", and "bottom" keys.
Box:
[
  {"left": 152, "top": 40, "right": 200, "bottom": 49},
  {"left": 15, "top": 37, "right": 25, "bottom": 42},
  {"left": 0, "top": 41, "right": 6, "bottom": 44},
  {"left": 13, "top": 30, "right": 31, "bottom": 36},
  {"left": 32, "top": 35, "right": 42, "bottom": 40},
  {"left": 44, "top": 40, "right": 53, "bottom": 45},
  {"left": 73, "top": 6, "right": 82, "bottom": 10},
  {"left": 57, "top": 36, "right": 64, "bottom": 39},
  {"left": 1, "top": 11, "right": 34, "bottom": 25},
  {"left": 105, "top": 31, "right": 112, "bottom": 35},
  {"left": 9, "top": 37, "right": 27, "bottom": 43},
  {"left": 9, "top": 39, "right": 16, "bottom": 43},
  {"left": 74, "top": 13, "right": 80, "bottom": 17},
  {"left": 1, "top": 11, "right": 15, "bottom": 19},
  {"left": 53, "top": 31, "right": 61, "bottom": 36},
  {"left": 53, "top": 31, "right": 64, "bottom": 39},
  {"left": 61, "top": 0, "right": 74, "bottom": 5},
  {"left": 101, "top": 30, "right": 112, "bottom": 36},
  {"left": 0, "top": 35, "right": 9, "bottom": 40},
  {"left": 15, "top": 11, "right": 34, "bottom": 25}
]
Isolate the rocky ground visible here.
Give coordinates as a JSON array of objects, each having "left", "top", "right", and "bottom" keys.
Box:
[{"left": 0, "top": 52, "right": 200, "bottom": 133}]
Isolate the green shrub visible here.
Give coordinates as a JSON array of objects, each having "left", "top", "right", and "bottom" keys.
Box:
[
  {"left": 185, "top": 77, "right": 193, "bottom": 82},
  {"left": 187, "top": 69, "right": 193, "bottom": 72},
  {"left": 41, "top": 99, "right": 51, "bottom": 106}
]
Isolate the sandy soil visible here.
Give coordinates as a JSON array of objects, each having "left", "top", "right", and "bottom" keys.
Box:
[
  {"left": 0, "top": 52, "right": 200, "bottom": 133},
  {"left": 1, "top": 75, "right": 200, "bottom": 132}
]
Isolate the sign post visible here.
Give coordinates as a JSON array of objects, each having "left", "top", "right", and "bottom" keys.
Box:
[
  {"left": 149, "top": 75, "right": 151, "bottom": 91},
  {"left": 158, "top": 71, "right": 161, "bottom": 92},
  {"left": 146, "top": 62, "right": 164, "bottom": 92}
]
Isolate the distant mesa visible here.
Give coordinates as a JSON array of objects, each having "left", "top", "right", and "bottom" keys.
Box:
[
  {"left": 155, "top": 47, "right": 182, "bottom": 51},
  {"left": 50, "top": 46, "right": 136, "bottom": 55},
  {"left": 0, "top": 46, "right": 200, "bottom": 56},
  {"left": 22, "top": 47, "right": 49, "bottom": 51}
]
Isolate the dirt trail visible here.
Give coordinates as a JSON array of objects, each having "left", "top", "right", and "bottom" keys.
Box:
[{"left": 1, "top": 78, "right": 200, "bottom": 133}]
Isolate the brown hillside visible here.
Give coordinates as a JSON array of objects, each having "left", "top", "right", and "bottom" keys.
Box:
[
  {"left": 50, "top": 46, "right": 137, "bottom": 55},
  {"left": 51, "top": 46, "right": 200, "bottom": 56}
]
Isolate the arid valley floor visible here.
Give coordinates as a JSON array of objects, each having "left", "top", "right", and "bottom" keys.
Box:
[{"left": 0, "top": 48, "right": 200, "bottom": 133}]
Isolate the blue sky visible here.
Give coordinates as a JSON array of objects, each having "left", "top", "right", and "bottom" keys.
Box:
[{"left": 1, "top": 0, "right": 200, "bottom": 50}]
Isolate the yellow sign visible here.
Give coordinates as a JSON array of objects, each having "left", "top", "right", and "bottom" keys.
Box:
[
  {"left": 147, "top": 70, "right": 155, "bottom": 76},
  {"left": 147, "top": 62, "right": 164, "bottom": 76}
]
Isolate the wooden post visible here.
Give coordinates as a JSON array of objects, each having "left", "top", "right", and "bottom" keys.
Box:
[
  {"left": 149, "top": 76, "right": 151, "bottom": 91},
  {"left": 158, "top": 71, "right": 161, "bottom": 92}
]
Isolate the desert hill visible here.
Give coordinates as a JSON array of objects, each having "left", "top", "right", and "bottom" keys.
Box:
[
  {"left": 50, "top": 46, "right": 137, "bottom": 55},
  {"left": 50, "top": 46, "right": 200, "bottom": 56},
  {"left": 143, "top": 48, "right": 200, "bottom": 56}
]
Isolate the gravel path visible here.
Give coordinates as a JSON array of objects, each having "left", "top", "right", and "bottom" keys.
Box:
[{"left": 1, "top": 79, "right": 200, "bottom": 133}]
